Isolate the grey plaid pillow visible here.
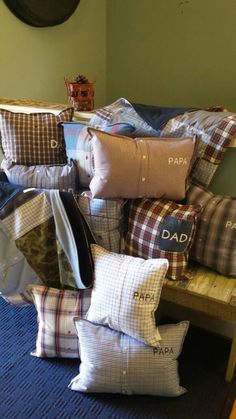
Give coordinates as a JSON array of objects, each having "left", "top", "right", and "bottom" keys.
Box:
[
  {"left": 1, "top": 158, "right": 78, "bottom": 192},
  {"left": 74, "top": 192, "right": 125, "bottom": 252},
  {"left": 69, "top": 319, "right": 189, "bottom": 397},
  {"left": 187, "top": 183, "right": 236, "bottom": 276},
  {"left": 0, "top": 107, "right": 73, "bottom": 165},
  {"left": 86, "top": 244, "right": 168, "bottom": 346}
]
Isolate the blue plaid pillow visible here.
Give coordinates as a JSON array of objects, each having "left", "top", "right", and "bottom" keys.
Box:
[{"left": 62, "top": 122, "right": 135, "bottom": 187}]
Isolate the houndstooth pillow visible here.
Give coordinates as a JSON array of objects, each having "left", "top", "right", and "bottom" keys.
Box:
[
  {"left": 86, "top": 244, "right": 168, "bottom": 346},
  {"left": 0, "top": 107, "right": 74, "bottom": 165},
  {"left": 186, "top": 184, "right": 236, "bottom": 276},
  {"left": 1, "top": 159, "right": 78, "bottom": 192},
  {"left": 74, "top": 192, "right": 125, "bottom": 253},
  {"left": 29, "top": 285, "right": 92, "bottom": 358},
  {"left": 125, "top": 198, "right": 201, "bottom": 280},
  {"left": 69, "top": 319, "right": 189, "bottom": 397}
]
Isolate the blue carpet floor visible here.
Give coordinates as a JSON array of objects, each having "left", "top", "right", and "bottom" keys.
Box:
[{"left": 0, "top": 297, "right": 235, "bottom": 419}]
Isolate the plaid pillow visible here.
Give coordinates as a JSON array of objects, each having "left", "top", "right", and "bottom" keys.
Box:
[
  {"left": 0, "top": 107, "right": 74, "bottom": 165},
  {"left": 162, "top": 110, "right": 236, "bottom": 187},
  {"left": 86, "top": 244, "right": 168, "bottom": 346},
  {"left": 1, "top": 159, "right": 78, "bottom": 192},
  {"left": 62, "top": 121, "right": 135, "bottom": 187},
  {"left": 186, "top": 184, "right": 236, "bottom": 276},
  {"left": 125, "top": 198, "right": 201, "bottom": 280},
  {"left": 69, "top": 319, "right": 189, "bottom": 397},
  {"left": 29, "top": 285, "right": 92, "bottom": 358},
  {"left": 74, "top": 192, "right": 125, "bottom": 253}
]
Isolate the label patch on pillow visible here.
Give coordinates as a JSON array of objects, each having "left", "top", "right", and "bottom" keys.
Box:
[{"left": 158, "top": 216, "right": 193, "bottom": 253}]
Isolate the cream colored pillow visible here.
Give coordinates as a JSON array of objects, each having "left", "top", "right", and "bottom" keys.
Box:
[
  {"left": 86, "top": 244, "right": 168, "bottom": 346},
  {"left": 88, "top": 128, "right": 196, "bottom": 200},
  {"left": 69, "top": 319, "right": 189, "bottom": 397}
]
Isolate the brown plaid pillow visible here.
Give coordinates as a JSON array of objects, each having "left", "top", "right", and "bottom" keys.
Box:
[
  {"left": 125, "top": 198, "right": 201, "bottom": 280},
  {"left": 29, "top": 285, "right": 92, "bottom": 358},
  {"left": 0, "top": 107, "right": 73, "bottom": 165},
  {"left": 186, "top": 184, "right": 236, "bottom": 276}
]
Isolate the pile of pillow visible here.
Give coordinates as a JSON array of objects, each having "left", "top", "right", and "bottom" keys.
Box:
[{"left": 29, "top": 244, "right": 190, "bottom": 397}]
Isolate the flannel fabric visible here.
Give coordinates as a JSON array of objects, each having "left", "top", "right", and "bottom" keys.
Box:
[
  {"left": 187, "top": 184, "right": 236, "bottom": 276},
  {"left": 89, "top": 98, "right": 160, "bottom": 136},
  {"left": 86, "top": 244, "right": 168, "bottom": 346},
  {"left": 0, "top": 108, "right": 73, "bottom": 165},
  {"left": 1, "top": 159, "right": 78, "bottom": 192},
  {"left": 69, "top": 319, "right": 189, "bottom": 397},
  {"left": 74, "top": 192, "right": 125, "bottom": 253},
  {"left": 30, "top": 285, "right": 92, "bottom": 358},
  {"left": 62, "top": 121, "right": 135, "bottom": 188},
  {"left": 162, "top": 110, "right": 236, "bottom": 187},
  {"left": 125, "top": 198, "right": 201, "bottom": 280}
]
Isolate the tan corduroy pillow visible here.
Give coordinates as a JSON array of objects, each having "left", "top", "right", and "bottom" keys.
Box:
[{"left": 88, "top": 128, "right": 196, "bottom": 200}]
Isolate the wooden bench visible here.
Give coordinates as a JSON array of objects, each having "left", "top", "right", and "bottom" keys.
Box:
[{"left": 161, "top": 264, "right": 236, "bottom": 382}]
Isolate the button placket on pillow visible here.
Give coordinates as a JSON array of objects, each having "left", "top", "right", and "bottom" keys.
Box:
[
  {"left": 138, "top": 139, "right": 149, "bottom": 198},
  {"left": 121, "top": 332, "right": 130, "bottom": 395}
]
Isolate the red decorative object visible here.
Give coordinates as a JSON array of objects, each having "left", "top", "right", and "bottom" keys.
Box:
[{"left": 64, "top": 76, "right": 95, "bottom": 111}]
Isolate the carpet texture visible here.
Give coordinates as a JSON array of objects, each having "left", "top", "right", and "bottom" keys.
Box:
[{"left": 0, "top": 297, "right": 235, "bottom": 419}]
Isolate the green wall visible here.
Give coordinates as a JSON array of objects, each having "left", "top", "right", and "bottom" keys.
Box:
[
  {"left": 107, "top": 0, "right": 236, "bottom": 112},
  {"left": 0, "top": 0, "right": 106, "bottom": 107}
]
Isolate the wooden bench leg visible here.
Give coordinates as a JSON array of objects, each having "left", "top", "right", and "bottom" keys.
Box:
[{"left": 225, "top": 330, "right": 236, "bottom": 382}]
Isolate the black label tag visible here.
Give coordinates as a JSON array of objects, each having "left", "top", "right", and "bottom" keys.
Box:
[{"left": 158, "top": 216, "right": 192, "bottom": 253}]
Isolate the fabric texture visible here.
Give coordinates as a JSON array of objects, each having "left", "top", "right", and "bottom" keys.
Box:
[
  {"left": 1, "top": 159, "right": 78, "bottom": 192},
  {"left": 89, "top": 97, "right": 161, "bottom": 136},
  {"left": 0, "top": 108, "right": 73, "bottom": 165},
  {"left": 162, "top": 110, "right": 236, "bottom": 187},
  {"left": 86, "top": 244, "right": 168, "bottom": 346},
  {"left": 74, "top": 191, "right": 125, "bottom": 253},
  {"left": 88, "top": 128, "right": 196, "bottom": 200},
  {"left": 69, "top": 319, "right": 189, "bottom": 397},
  {"left": 186, "top": 184, "right": 236, "bottom": 276},
  {"left": 62, "top": 121, "right": 135, "bottom": 188},
  {"left": 125, "top": 198, "right": 201, "bottom": 280},
  {"left": 30, "top": 285, "right": 92, "bottom": 358}
]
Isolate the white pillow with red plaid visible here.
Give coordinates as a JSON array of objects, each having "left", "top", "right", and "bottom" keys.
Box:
[
  {"left": 86, "top": 244, "right": 169, "bottom": 347},
  {"left": 29, "top": 285, "right": 91, "bottom": 358}
]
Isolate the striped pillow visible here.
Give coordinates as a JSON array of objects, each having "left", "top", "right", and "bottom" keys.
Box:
[
  {"left": 29, "top": 285, "right": 92, "bottom": 358},
  {"left": 62, "top": 121, "right": 135, "bottom": 187},
  {"left": 125, "top": 198, "right": 201, "bottom": 280},
  {"left": 69, "top": 319, "right": 189, "bottom": 397},
  {"left": 187, "top": 184, "right": 236, "bottom": 276},
  {"left": 1, "top": 159, "right": 78, "bottom": 192},
  {"left": 0, "top": 107, "right": 73, "bottom": 165}
]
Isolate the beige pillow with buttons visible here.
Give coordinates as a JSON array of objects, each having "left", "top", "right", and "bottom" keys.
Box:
[{"left": 88, "top": 128, "right": 196, "bottom": 200}]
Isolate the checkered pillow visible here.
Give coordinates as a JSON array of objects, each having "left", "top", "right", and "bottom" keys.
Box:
[
  {"left": 162, "top": 110, "right": 236, "bottom": 187},
  {"left": 1, "top": 159, "right": 78, "bottom": 192},
  {"left": 62, "top": 121, "right": 135, "bottom": 187},
  {"left": 125, "top": 198, "right": 201, "bottom": 280},
  {"left": 69, "top": 319, "right": 189, "bottom": 397},
  {"left": 86, "top": 244, "right": 168, "bottom": 346},
  {"left": 74, "top": 192, "right": 125, "bottom": 253},
  {"left": 0, "top": 108, "right": 74, "bottom": 165},
  {"left": 29, "top": 285, "right": 92, "bottom": 358},
  {"left": 186, "top": 184, "right": 236, "bottom": 276}
]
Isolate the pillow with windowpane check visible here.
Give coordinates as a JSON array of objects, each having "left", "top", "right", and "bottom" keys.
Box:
[
  {"left": 186, "top": 183, "right": 236, "bottom": 276},
  {"left": 0, "top": 107, "right": 73, "bottom": 165},
  {"left": 125, "top": 198, "right": 201, "bottom": 280},
  {"left": 29, "top": 285, "right": 91, "bottom": 358},
  {"left": 86, "top": 244, "right": 168, "bottom": 347}
]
